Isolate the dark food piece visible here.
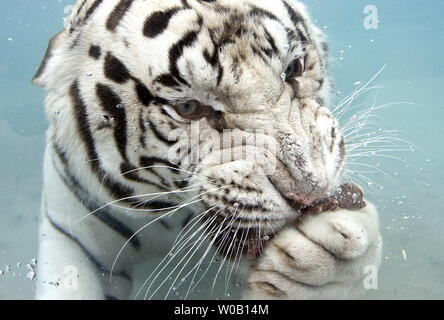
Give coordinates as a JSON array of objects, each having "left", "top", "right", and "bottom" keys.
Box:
[{"left": 302, "top": 183, "right": 366, "bottom": 215}]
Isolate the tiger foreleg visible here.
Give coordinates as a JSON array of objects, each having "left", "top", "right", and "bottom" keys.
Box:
[{"left": 243, "top": 203, "right": 382, "bottom": 299}]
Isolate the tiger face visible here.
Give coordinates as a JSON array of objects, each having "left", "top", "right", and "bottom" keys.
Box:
[{"left": 34, "top": 0, "right": 345, "bottom": 259}]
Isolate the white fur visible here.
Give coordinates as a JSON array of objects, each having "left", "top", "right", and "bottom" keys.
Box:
[{"left": 34, "top": 0, "right": 382, "bottom": 300}]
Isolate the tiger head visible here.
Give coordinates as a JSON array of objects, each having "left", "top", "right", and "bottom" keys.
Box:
[{"left": 34, "top": 0, "right": 345, "bottom": 258}]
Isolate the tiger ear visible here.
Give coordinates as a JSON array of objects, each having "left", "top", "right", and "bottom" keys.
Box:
[{"left": 32, "top": 29, "right": 68, "bottom": 86}]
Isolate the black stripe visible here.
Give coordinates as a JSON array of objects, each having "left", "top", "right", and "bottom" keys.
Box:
[
  {"left": 140, "top": 156, "right": 175, "bottom": 184},
  {"left": 134, "top": 80, "right": 154, "bottom": 106},
  {"left": 147, "top": 118, "right": 176, "bottom": 146},
  {"left": 216, "top": 64, "right": 224, "bottom": 86},
  {"left": 70, "top": 81, "right": 101, "bottom": 173},
  {"left": 138, "top": 109, "right": 147, "bottom": 148},
  {"left": 89, "top": 45, "right": 102, "bottom": 59},
  {"left": 104, "top": 52, "right": 131, "bottom": 84},
  {"left": 203, "top": 44, "right": 223, "bottom": 85},
  {"left": 96, "top": 83, "right": 129, "bottom": 162},
  {"left": 52, "top": 143, "right": 141, "bottom": 250},
  {"left": 106, "top": 0, "right": 135, "bottom": 31},
  {"left": 143, "top": 8, "right": 180, "bottom": 38},
  {"left": 69, "top": 0, "right": 89, "bottom": 33},
  {"left": 155, "top": 74, "right": 180, "bottom": 88},
  {"left": 76, "top": 0, "right": 89, "bottom": 16},
  {"left": 282, "top": 0, "right": 310, "bottom": 42},
  {"left": 44, "top": 204, "right": 132, "bottom": 281},
  {"left": 70, "top": 80, "right": 134, "bottom": 200},
  {"left": 140, "top": 155, "right": 179, "bottom": 176},
  {"left": 263, "top": 27, "right": 279, "bottom": 55},
  {"left": 168, "top": 29, "right": 201, "bottom": 86},
  {"left": 104, "top": 53, "right": 154, "bottom": 105},
  {"left": 83, "top": 0, "right": 104, "bottom": 24},
  {"left": 120, "top": 162, "right": 170, "bottom": 191},
  {"left": 248, "top": 6, "right": 280, "bottom": 23}
]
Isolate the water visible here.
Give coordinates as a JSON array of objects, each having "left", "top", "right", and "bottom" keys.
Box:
[{"left": 0, "top": 0, "right": 443, "bottom": 299}]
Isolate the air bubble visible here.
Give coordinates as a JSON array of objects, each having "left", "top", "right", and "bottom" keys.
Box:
[{"left": 26, "top": 271, "right": 36, "bottom": 281}]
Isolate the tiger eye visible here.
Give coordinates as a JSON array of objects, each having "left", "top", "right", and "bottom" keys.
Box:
[
  {"left": 284, "top": 57, "right": 305, "bottom": 80},
  {"left": 175, "top": 100, "right": 204, "bottom": 119}
]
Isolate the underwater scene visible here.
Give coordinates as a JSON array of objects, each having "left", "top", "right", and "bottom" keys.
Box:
[{"left": 0, "top": 0, "right": 443, "bottom": 299}]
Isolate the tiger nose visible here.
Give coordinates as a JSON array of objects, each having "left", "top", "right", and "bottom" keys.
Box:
[{"left": 285, "top": 186, "right": 328, "bottom": 207}]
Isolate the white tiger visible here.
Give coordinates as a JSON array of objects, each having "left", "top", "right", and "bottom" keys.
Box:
[{"left": 33, "top": 0, "right": 382, "bottom": 300}]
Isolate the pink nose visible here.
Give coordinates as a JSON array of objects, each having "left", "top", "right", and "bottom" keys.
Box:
[{"left": 285, "top": 187, "right": 328, "bottom": 207}]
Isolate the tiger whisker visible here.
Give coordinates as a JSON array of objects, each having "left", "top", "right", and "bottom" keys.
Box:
[
  {"left": 110, "top": 195, "right": 212, "bottom": 286},
  {"left": 135, "top": 208, "right": 218, "bottom": 299},
  {"left": 210, "top": 211, "right": 240, "bottom": 293},
  {"left": 141, "top": 212, "right": 219, "bottom": 300},
  {"left": 162, "top": 223, "right": 218, "bottom": 300},
  {"left": 185, "top": 211, "right": 240, "bottom": 297},
  {"left": 333, "top": 63, "right": 387, "bottom": 115},
  {"left": 228, "top": 225, "right": 246, "bottom": 291},
  {"left": 119, "top": 164, "right": 213, "bottom": 182},
  {"left": 110, "top": 183, "right": 231, "bottom": 276},
  {"left": 110, "top": 183, "right": 211, "bottom": 213},
  {"left": 170, "top": 214, "right": 233, "bottom": 300},
  {"left": 225, "top": 217, "right": 243, "bottom": 291},
  {"left": 75, "top": 179, "right": 220, "bottom": 223},
  {"left": 147, "top": 210, "right": 234, "bottom": 300}
]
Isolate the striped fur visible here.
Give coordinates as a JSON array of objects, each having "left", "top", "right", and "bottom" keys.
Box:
[{"left": 33, "top": 0, "right": 380, "bottom": 300}]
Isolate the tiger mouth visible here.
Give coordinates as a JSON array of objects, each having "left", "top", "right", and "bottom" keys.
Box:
[
  {"left": 204, "top": 183, "right": 366, "bottom": 260},
  {"left": 202, "top": 211, "right": 284, "bottom": 260}
]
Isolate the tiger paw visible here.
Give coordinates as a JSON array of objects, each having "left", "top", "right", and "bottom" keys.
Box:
[{"left": 243, "top": 202, "right": 382, "bottom": 300}]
